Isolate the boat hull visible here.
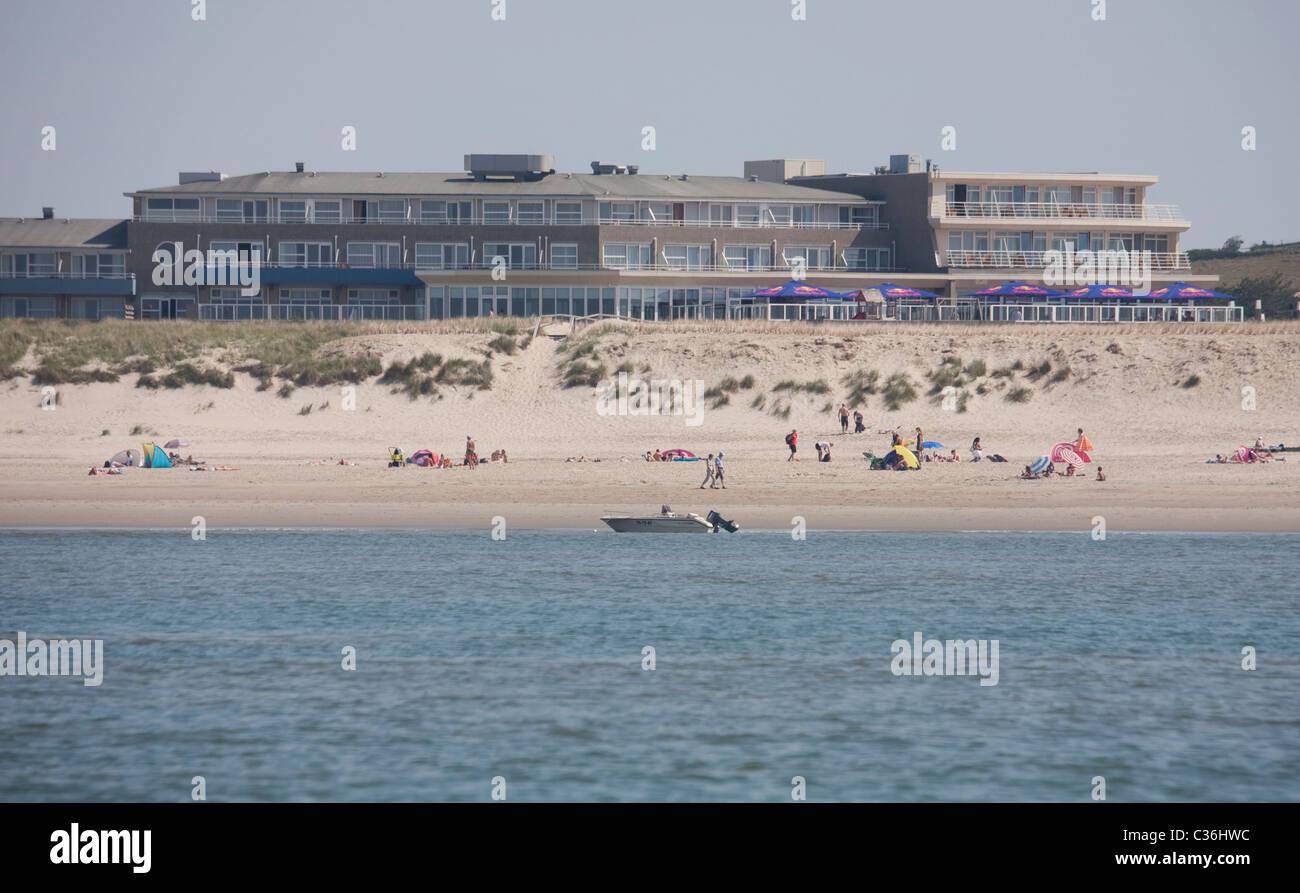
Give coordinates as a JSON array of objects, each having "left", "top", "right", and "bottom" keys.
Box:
[{"left": 601, "top": 516, "right": 714, "bottom": 533}]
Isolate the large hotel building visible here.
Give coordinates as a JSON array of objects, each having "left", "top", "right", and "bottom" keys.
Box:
[{"left": 0, "top": 152, "right": 1217, "bottom": 321}]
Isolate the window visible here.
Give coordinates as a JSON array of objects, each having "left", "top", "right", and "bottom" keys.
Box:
[
  {"left": 550, "top": 244, "right": 578, "bottom": 269},
  {"left": 839, "top": 206, "right": 877, "bottom": 226},
  {"left": 70, "top": 253, "right": 126, "bottom": 277},
  {"left": 314, "top": 201, "right": 341, "bottom": 223},
  {"left": 765, "top": 205, "right": 792, "bottom": 226},
  {"left": 644, "top": 203, "right": 672, "bottom": 223},
  {"left": 482, "top": 202, "right": 511, "bottom": 224},
  {"left": 347, "top": 288, "right": 400, "bottom": 304},
  {"left": 482, "top": 243, "right": 538, "bottom": 269},
  {"left": 419, "top": 200, "right": 472, "bottom": 223},
  {"left": 603, "top": 243, "right": 652, "bottom": 270},
  {"left": 278, "top": 242, "right": 333, "bottom": 267},
  {"left": 735, "top": 205, "right": 761, "bottom": 226},
  {"left": 280, "top": 200, "right": 307, "bottom": 222},
  {"left": 516, "top": 202, "right": 544, "bottom": 224},
  {"left": 792, "top": 206, "right": 817, "bottom": 227},
  {"left": 144, "top": 197, "right": 200, "bottom": 221},
  {"left": 279, "top": 288, "right": 332, "bottom": 302},
  {"left": 948, "top": 231, "right": 989, "bottom": 252},
  {"left": 599, "top": 202, "right": 637, "bottom": 223},
  {"left": 554, "top": 202, "right": 582, "bottom": 224},
  {"left": 663, "top": 244, "right": 713, "bottom": 270},
  {"left": 783, "top": 247, "right": 831, "bottom": 270},
  {"left": 843, "top": 247, "right": 890, "bottom": 271},
  {"left": 723, "top": 245, "right": 771, "bottom": 271},
  {"left": 376, "top": 200, "right": 406, "bottom": 223},
  {"left": 414, "top": 243, "right": 469, "bottom": 269},
  {"left": 207, "top": 290, "right": 263, "bottom": 320},
  {"left": 709, "top": 205, "right": 733, "bottom": 226},
  {"left": 347, "top": 242, "right": 401, "bottom": 268},
  {"left": 216, "top": 199, "right": 244, "bottom": 222}
]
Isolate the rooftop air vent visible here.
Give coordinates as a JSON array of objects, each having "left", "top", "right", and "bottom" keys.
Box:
[
  {"left": 679, "top": 174, "right": 689, "bottom": 181},
  {"left": 295, "top": 161, "right": 305, "bottom": 173},
  {"left": 42, "top": 206, "right": 54, "bottom": 219},
  {"left": 465, "top": 154, "right": 556, "bottom": 181}
]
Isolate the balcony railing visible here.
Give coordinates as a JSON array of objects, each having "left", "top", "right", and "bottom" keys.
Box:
[
  {"left": 257, "top": 261, "right": 902, "bottom": 275},
  {"left": 135, "top": 213, "right": 886, "bottom": 230},
  {"left": 0, "top": 269, "right": 131, "bottom": 279},
  {"left": 942, "top": 201, "right": 1184, "bottom": 221},
  {"left": 199, "top": 303, "right": 428, "bottom": 321},
  {"left": 946, "top": 249, "right": 1190, "bottom": 271}
]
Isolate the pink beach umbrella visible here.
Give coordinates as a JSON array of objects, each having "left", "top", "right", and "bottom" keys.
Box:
[
  {"left": 164, "top": 439, "right": 191, "bottom": 449},
  {"left": 1050, "top": 442, "right": 1086, "bottom": 469}
]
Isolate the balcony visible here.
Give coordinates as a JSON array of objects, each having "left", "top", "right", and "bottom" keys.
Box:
[
  {"left": 235, "top": 260, "right": 904, "bottom": 278},
  {"left": 135, "top": 213, "right": 887, "bottom": 230},
  {"left": 0, "top": 270, "right": 136, "bottom": 295},
  {"left": 940, "top": 201, "right": 1185, "bottom": 222},
  {"left": 946, "top": 249, "right": 1190, "bottom": 271}
]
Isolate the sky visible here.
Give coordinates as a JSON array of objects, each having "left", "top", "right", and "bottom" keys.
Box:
[{"left": 1, "top": 0, "right": 1296, "bottom": 248}]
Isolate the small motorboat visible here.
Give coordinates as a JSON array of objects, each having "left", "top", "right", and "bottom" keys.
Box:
[{"left": 601, "top": 505, "right": 740, "bottom": 533}]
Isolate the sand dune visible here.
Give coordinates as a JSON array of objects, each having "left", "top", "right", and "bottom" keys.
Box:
[{"left": 2, "top": 322, "right": 1297, "bottom": 531}]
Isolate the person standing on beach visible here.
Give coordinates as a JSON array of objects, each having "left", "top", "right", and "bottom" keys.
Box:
[
  {"left": 786, "top": 429, "right": 798, "bottom": 461},
  {"left": 700, "top": 453, "right": 715, "bottom": 489},
  {"left": 914, "top": 427, "right": 924, "bottom": 465},
  {"left": 1074, "top": 428, "right": 1094, "bottom": 452},
  {"left": 971, "top": 436, "right": 983, "bottom": 462},
  {"left": 839, "top": 404, "right": 850, "bottom": 434},
  {"left": 853, "top": 410, "right": 865, "bottom": 434},
  {"left": 713, "top": 452, "right": 725, "bottom": 488},
  {"left": 465, "top": 435, "right": 478, "bottom": 468}
]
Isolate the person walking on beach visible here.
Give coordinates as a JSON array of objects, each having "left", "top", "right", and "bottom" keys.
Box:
[
  {"left": 700, "top": 453, "right": 715, "bottom": 489},
  {"left": 712, "top": 452, "right": 725, "bottom": 488},
  {"left": 839, "top": 404, "right": 850, "bottom": 434},
  {"left": 786, "top": 429, "right": 798, "bottom": 461},
  {"left": 971, "top": 436, "right": 983, "bottom": 462},
  {"left": 853, "top": 410, "right": 865, "bottom": 434}
]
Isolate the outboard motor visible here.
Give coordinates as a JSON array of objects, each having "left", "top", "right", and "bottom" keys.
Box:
[{"left": 706, "top": 510, "right": 740, "bottom": 533}]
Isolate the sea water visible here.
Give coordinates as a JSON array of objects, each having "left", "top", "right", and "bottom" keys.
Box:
[{"left": 0, "top": 528, "right": 1296, "bottom": 802}]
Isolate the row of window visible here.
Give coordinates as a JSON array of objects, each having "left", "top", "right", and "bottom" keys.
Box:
[
  {"left": 141, "top": 196, "right": 878, "bottom": 226},
  {"left": 945, "top": 185, "right": 1139, "bottom": 205},
  {"left": 0, "top": 297, "right": 128, "bottom": 319},
  {"left": 163, "top": 241, "right": 891, "bottom": 271},
  {"left": 0, "top": 253, "right": 127, "bottom": 277},
  {"left": 947, "top": 231, "right": 1172, "bottom": 254}
]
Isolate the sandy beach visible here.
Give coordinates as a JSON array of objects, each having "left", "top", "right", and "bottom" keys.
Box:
[{"left": 3, "top": 321, "right": 1297, "bottom": 532}]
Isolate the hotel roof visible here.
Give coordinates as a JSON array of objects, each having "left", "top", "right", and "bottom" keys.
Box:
[
  {"left": 0, "top": 218, "right": 129, "bottom": 249},
  {"left": 128, "top": 171, "right": 877, "bottom": 203}
]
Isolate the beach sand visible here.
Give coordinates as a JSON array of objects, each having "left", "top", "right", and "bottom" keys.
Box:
[{"left": 3, "top": 323, "right": 1297, "bottom": 532}]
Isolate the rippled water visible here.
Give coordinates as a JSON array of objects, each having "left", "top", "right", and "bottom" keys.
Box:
[{"left": 1, "top": 528, "right": 1296, "bottom": 802}]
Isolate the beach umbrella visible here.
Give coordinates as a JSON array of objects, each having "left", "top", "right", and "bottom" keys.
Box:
[
  {"left": 961, "top": 281, "right": 1064, "bottom": 298},
  {"left": 108, "top": 449, "right": 138, "bottom": 466},
  {"left": 893, "top": 445, "right": 919, "bottom": 468},
  {"left": 1147, "top": 282, "right": 1235, "bottom": 300},
  {"left": 1059, "top": 284, "right": 1133, "bottom": 300},
  {"left": 164, "top": 439, "right": 191, "bottom": 449},
  {"left": 1051, "top": 443, "right": 1086, "bottom": 468},
  {"left": 661, "top": 449, "right": 697, "bottom": 459},
  {"left": 866, "top": 282, "right": 941, "bottom": 300},
  {"left": 739, "top": 281, "right": 853, "bottom": 301},
  {"left": 1029, "top": 455, "right": 1052, "bottom": 475},
  {"left": 921, "top": 441, "right": 945, "bottom": 449}
]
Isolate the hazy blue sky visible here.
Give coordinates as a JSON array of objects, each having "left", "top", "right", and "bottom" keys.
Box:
[{"left": 1, "top": 0, "right": 1295, "bottom": 247}]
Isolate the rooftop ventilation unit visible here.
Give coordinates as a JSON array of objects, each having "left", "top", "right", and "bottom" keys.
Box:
[
  {"left": 889, "top": 154, "right": 922, "bottom": 174},
  {"left": 42, "top": 206, "right": 54, "bottom": 219},
  {"left": 465, "top": 153, "right": 556, "bottom": 181},
  {"left": 590, "top": 161, "right": 626, "bottom": 175},
  {"left": 178, "top": 171, "right": 226, "bottom": 185},
  {"left": 295, "top": 161, "right": 305, "bottom": 173}
]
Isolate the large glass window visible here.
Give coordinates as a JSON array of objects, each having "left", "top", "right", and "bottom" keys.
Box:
[
  {"left": 550, "top": 244, "right": 578, "bottom": 269},
  {"left": 602, "top": 243, "right": 652, "bottom": 270},
  {"left": 280, "top": 200, "right": 308, "bottom": 222},
  {"left": 723, "top": 245, "right": 771, "bottom": 270},
  {"left": 839, "top": 206, "right": 878, "bottom": 226},
  {"left": 482, "top": 202, "right": 511, "bottom": 224},
  {"left": 414, "top": 243, "right": 469, "bottom": 269},
  {"left": 278, "top": 242, "right": 333, "bottom": 267},
  {"left": 482, "top": 243, "right": 538, "bottom": 269},
  {"left": 516, "top": 202, "right": 544, "bottom": 224},
  {"left": 554, "top": 202, "right": 582, "bottom": 224},
  {"left": 599, "top": 202, "right": 636, "bottom": 223},
  {"left": 662, "top": 244, "right": 713, "bottom": 270},
  {"left": 346, "top": 242, "right": 401, "bottom": 268},
  {"left": 144, "top": 197, "right": 200, "bottom": 221},
  {"left": 783, "top": 246, "right": 831, "bottom": 270},
  {"left": 314, "top": 201, "right": 341, "bottom": 223},
  {"left": 375, "top": 200, "right": 406, "bottom": 223},
  {"left": 216, "top": 199, "right": 244, "bottom": 222}
]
